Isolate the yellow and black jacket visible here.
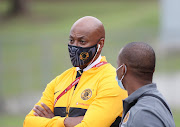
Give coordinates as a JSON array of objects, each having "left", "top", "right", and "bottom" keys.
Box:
[{"left": 23, "top": 56, "right": 127, "bottom": 127}]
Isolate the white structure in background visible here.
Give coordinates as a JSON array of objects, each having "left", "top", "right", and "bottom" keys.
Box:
[
  {"left": 153, "top": 73, "right": 180, "bottom": 109},
  {"left": 160, "top": 0, "right": 180, "bottom": 46},
  {"left": 158, "top": 0, "right": 180, "bottom": 108}
]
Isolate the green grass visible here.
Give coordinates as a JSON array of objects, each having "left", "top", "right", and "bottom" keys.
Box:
[
  {"left": 0, "top": 115, "right": 25, "bottom": 127},
  {"left": 173, "top": 110, "right": 180, "bottom": 127},
  {"left": 0, "top": 111, "right": 179, "bottom": 127}
]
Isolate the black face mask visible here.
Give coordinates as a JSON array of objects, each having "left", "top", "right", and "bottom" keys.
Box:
[{"left": 68, "top": 44, "right": 98, "bottom": 67}]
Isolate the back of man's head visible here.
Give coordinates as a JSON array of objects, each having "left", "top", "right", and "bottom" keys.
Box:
[{"left": 119, "top": 42, "right": 156, "bottom": 81}]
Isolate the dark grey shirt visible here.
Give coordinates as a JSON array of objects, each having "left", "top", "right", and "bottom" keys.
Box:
[{"left": 120, "top": 83, "right": 175, "bottom": 127}]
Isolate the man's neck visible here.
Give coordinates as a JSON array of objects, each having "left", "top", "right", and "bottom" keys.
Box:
[{"left": 127, "top": 79, "right": 152, "bottom": 96}]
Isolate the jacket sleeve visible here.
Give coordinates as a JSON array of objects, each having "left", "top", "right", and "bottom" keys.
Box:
[
  {"left": 23, "top": 77, "right": 66, "bottom": 127},
  {"left": 75, "top": 73, "right": 128, "bottom": 127}
]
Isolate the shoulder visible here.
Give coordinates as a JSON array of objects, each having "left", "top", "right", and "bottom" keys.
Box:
[
  {"left": 97, "top": 63, "right": 116, "bottom": 80},
  {"left": 97, "top": 62, "right": 116, "bottom": 85},
  {"left": 100, "top": 56, "right": 116, "bottom": 73},
  {"left": 97, "top": 63, "right": 127, "bottom": 98},
  {"left": 125, "top": 95, "right": 175, "bottom": 127},
  {"left": 102, "top": 63, "right": 116, "bottom": 73},
  {"left": 134, "top": 109, "right": 164, "bottom": 127},
  {"left": 122, "top": 109, "right": 164, "bottom": 127},
  {"left": 137, "top": 92, "right": 171, "bottom": 116}
]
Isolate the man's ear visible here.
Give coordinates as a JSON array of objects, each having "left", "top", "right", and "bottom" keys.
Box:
[
  {"left": 98, "top": 38, "right": 104, "bottom": 53},
  {"left": 122, "top": 64, "right": 127, "bottom": 75}
]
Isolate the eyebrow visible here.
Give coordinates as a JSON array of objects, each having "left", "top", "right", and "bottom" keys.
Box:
[{"left": 69, "top": 35, "right": 86, "bottom": 39}]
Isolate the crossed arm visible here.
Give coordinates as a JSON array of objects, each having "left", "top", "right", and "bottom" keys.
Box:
[
  {"left": 33, "top": 102, "right": 83, "bottom": 127},
  {"left": 24, "top": 73, "right": 127, "bottom": 127},
  {"left": 24, "top": 77, "right": 84, "bottom": 127}
]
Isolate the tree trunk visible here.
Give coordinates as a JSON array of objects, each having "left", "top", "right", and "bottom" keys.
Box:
[{"left": 8, "top": 0, "right": 28, "bottom": 16}]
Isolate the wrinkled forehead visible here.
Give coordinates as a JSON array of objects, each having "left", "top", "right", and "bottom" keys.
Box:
[
  {"left": 70, "top": 23, "right": 99, "bottom": 40},
  {"left": 70, "top": 25, "right": 91, "bottom": 36}
]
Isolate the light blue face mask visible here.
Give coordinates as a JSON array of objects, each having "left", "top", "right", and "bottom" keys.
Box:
[
  {"left": 116, "top": 76, "right": 125, "bottom": 90},
  {"left": 116, "top": 65, "right": 127, "bottom": 90}
]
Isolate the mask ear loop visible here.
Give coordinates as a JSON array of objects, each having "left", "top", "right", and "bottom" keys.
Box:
[
  {"left": 86, "top": 44, "right": 100, "bottom": 67},
  {"left": 116, "top": 65, "right": 123, "bottom": 71},
  {"left": 121, "top": 64, "right": 127, "bottom": 81}
]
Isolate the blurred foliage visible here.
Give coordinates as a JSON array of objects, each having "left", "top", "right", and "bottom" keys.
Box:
[
  {"left": 1, "top": 0, "right": 179, "bottom": 99},
  {"left": 0, "top": 0, "right": 160, "bottom": 96}
]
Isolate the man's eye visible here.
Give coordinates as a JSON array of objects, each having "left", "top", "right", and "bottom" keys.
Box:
[
  {"left": 69, "top": 39, "right": 73, "bottom": 43},
  {"left": 80, "top": 40, "right": 86, "bottom": 43}
]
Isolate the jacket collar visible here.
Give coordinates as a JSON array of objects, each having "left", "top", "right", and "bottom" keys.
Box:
[
  {"left": 76, "top": 55, "right": 102, "bottom": 72},
  {"left": 124, "top": 83, "right": 157, "bottom": 104}
]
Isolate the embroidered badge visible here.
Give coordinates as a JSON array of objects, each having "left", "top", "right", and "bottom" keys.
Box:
[
  {"left": 81, "top": 89, "right": 92, "bottom": 100},
  {"left": 123, "top": 111, "right": 130, "bottom": 124},
  {"left": 80, "top": 52, "right": 89, "bottom": 61}
]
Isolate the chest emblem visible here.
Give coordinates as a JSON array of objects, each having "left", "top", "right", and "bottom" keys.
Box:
[
  {"left": 123, "top": 111, "right": 130, "bottom": 124},
  {"left": 81, "top": 89, "right": 92, "bottom": 100}
]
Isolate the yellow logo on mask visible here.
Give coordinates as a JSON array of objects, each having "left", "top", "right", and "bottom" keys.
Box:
[{"left": 80, "top": 52, "right": 89, "bottom": 61}]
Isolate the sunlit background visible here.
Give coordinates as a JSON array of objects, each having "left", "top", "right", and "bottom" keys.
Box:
[{"left": 0, "top": 0, "right": 180, "bottom": 126}]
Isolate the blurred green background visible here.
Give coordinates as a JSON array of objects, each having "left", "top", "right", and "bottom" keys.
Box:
[{"left": 0, "top": 0, "right": 180, "bottom": 126}]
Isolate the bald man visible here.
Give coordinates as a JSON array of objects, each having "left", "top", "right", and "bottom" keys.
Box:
[
  {"left": 116, "top": 42, "right": 175, "bottom": 127},
  {"left": 24, "top": 16, "right": 127, "bottom": 127}
]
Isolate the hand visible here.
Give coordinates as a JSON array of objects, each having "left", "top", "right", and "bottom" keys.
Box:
[
  {"left": 33, "top": 102, "right": 55, "bottom": 118},
  {"left": 64, "top": 116, "right": 84, "bottom": 127}
]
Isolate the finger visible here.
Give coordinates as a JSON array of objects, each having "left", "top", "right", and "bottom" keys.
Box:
[
  {"left": 41, "top": 103, "right": 52, "bottom": 114},
  {"left": 33, "top": 107, "right": 45, "bottom": 117},
  {"left": 41, "top": 103, "right": 55, "bottom": 118},
  {"left": 35, "top": 105, "right": 49, "bottom": 116},
  {"left": 33, "top": 112, "right": 39, "bottom": 116}
]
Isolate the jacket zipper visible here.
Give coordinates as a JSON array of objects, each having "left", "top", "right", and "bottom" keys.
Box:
[
  {"left": 66, "top": 88, "right": 76, "bottom": 117},
  {"left": 66, "top": 106, "right": 70, "bottom": 117}
]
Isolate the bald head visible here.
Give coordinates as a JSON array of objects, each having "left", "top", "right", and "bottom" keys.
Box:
[
  {"left": 68, "top": 16, "right": 105, "bottom": 69},
  {"left": 118, "top": 42, "right": 156, "bottom": 80},
  {"left": 70, "top": 16, "right": 105, "bottom": 41}
]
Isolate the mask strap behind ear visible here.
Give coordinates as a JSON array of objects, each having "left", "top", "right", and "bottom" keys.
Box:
[
  {"left": 86, "top": 44, "right": 100, "bottom": 67},
  {"left": 121, "top": 64, "right": 127, "bottom": 81},
  {"left": 116, "top": 65, "right": 123, "bottom": 71}
]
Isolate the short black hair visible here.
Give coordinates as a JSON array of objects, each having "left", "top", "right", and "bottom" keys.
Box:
[{"left": 119, "top": 42, "right": 156, "bottom": 80}]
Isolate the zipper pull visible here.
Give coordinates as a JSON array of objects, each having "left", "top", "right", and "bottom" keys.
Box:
[
  {"left": 66, "top": 106, "right": 69, "bottom": 116},
  {"left": 66, "top": 111, "right": 68, "bottom": 116}
]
